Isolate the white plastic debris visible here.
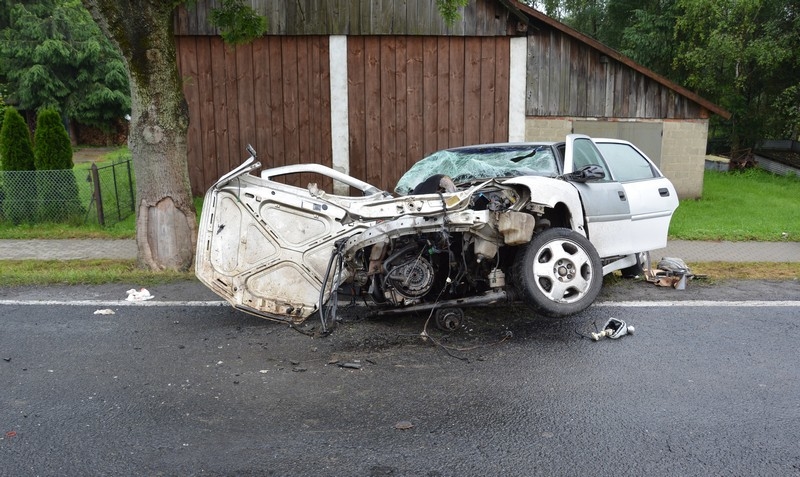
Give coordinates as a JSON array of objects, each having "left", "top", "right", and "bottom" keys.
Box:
[
  {"left": 394, "top": 420, "right": 414, "bottom": 430},
  {"left": 591, "top": 318, "right": 634, "bottom": 341},
  {"left": 93, "top": 309, "right": 115, "bottom": 315},
  {"left": 126, "top": 288, "right": 154, "bottom": 301}
]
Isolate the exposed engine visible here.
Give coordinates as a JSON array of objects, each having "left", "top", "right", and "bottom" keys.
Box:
[{"left": 353, "top": 186, "right": 528, "bottom": 310}]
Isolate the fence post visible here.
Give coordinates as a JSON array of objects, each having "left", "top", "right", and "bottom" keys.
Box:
[
  {"left": 112, "top": 162, "right": 121, "bottom": 221},
  {"left": 91, "top": 163, "right": 105, "bottom": 226},
  {"left": 127, "top": 159, "right": 135, "bottom": 213}
]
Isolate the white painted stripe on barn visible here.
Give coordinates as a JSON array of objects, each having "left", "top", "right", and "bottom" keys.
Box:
[
  {"left": 329, "top": 35, "right": 350, "bottom": 195},
  {"left": 508, "top": 36, "right": 527, "bottom": 142}
]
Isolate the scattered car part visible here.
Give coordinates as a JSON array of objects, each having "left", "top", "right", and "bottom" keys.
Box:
[
  {"left": 591, "top": 318, "right": 634, "bottom": 341},
  {"left": 434, "top": 307, "right": 465, "bottom": 331},
  {"left": 645, "top": 256, "right": 694, "bottom": 289}
]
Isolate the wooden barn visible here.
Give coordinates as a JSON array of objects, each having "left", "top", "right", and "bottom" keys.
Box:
[{"left": 174, "top": 0, "right": 729, "bottom": 198}]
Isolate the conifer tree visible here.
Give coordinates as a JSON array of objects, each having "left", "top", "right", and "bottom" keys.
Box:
[
  {"left": 34, "top": 108, "right": 84, "bottom": 222},
  {"left": 0, "top": 107, "right": 37, "bottom": 223}
]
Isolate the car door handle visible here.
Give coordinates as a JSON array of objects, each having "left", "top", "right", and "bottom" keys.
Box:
[
  {"left": 618, "top": 191, "right": 627, "bottom": 201},
  {"left": 659, "top": 188, "right": 670, "bottom": 197}
]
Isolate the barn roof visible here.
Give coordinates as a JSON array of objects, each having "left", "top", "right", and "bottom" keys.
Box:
[{"left": 500, "top": 0, "right": 731, "bottom": 119}]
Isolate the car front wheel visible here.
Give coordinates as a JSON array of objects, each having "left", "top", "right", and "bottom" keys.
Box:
[{"left": 513, "top": 227, "right": 603, "bottom": 318}]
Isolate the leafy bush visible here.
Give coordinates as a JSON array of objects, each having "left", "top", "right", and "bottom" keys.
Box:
[
  {"left": 0, "top": 107, "right": 37, "bottom": 223},
  {"left": 34, "top": 108, "right": 84, "bottom": 222}
]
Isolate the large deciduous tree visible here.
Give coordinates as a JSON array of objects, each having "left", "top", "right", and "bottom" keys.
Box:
[
  {"left": 80, "top": 0, "right": 472, "bottom": 271},
  {"left": 528, "top": 0, "right": 800, "bottom": 148},
  {"left": 81, "top": 0, "right": 196, "bottom": 270},
  {"left": 674, "top": 0, "right": 798, "bottom": 148}
]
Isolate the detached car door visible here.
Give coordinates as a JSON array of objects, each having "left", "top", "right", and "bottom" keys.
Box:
[{"left": 594, "top": 139, "right": 679, "bottom": 253}]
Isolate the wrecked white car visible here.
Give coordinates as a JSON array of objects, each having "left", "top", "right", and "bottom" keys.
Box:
[{"left": 196, "top": 134, "right": 677, "bottom": 332}]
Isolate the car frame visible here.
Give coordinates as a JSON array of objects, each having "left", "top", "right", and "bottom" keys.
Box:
[{"left": 195, "top": 134, "right": 678, "bottom": 332}]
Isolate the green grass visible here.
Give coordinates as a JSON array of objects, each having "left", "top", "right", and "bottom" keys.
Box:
[
  {"left": 0, "top": 142, "right": 201, "bottom": 240},
  {"left": 0, "top": 145, "right": 136, "bottom": 235},
  {"left": 669, "top": 169, "right": 800, "bottom": 241},
  {"left": 2, "top": 162, "right": 798, "bottom": 243},
  {"left": 1, "top": 164, "right": 798, "bottom": 285},
  {"left": 0, "top": 259, "right": 194, "bottom": 286}
]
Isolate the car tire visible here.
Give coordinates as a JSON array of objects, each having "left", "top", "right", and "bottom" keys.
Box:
[{"left": 513, "top": 227, "right": 603, "bottom": 318}]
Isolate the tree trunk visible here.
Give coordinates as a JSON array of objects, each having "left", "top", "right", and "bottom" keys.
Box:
[{"left": 81, "top": 0, "right": 196, "bottom": 271}]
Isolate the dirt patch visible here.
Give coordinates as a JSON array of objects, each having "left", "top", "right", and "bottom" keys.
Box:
[{"left": 72, "top": 146, "right": 118, "bottom": 164}]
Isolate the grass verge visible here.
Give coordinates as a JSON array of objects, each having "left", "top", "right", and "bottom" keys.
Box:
[
  {"left": 0, "top": 259, "right": 195, "bottom": 287},
  {"left": 2, "top": 168, "right": 798, "bottom": 242},
  {"left": 2, "top": 259, "right": 796, "bottom": 288},
  {"left": 675, "top": 261, "right": 800, "bottom": 281},
  {"left": 603, "top": 261, "right": 800, "bottom": 284},
  {"left": 670, "top": 168, "right": 800, "bottom": 241},
  {"left": 0, "top": 197, "right": 202, "bottom": 240}
]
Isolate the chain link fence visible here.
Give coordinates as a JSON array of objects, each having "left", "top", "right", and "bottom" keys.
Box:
[{"left": 0, "top": 159, "right": 135, "bottom": 226}]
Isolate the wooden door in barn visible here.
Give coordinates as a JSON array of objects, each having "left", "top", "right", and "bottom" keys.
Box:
[
  {"left": 177, "top": 36, "right": 333, "bottom": 195},
  {"left": 347, "top": 36, "right": 511, "bottom": 193}
]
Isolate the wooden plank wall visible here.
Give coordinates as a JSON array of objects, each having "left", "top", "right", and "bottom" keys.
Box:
[
  {"left": 177, "top": 35, "right": 333, "bottom": 194},
  {"left": 526, "top": 29, "right": 705, "bottom": 119},
  {"left": 174, "top": 0, "right": 514, "bottom": 37},
  {"left": 348, "top": 36, "right": 510, "bottom": 193}
]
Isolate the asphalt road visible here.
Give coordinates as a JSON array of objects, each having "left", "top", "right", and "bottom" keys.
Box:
[{"left": 1, "top": 280, "right": 799, "bottom": 476}]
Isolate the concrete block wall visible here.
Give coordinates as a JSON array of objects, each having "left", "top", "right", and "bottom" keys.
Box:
[
  {"left": 524, "top": 118, "right": 573, "bottom": 141},
  {"left": 524, "top": 117, "right": 709, "bottom": 199},
  {"left": 660, "top": 119, "right": 709, "bottom": 199}
]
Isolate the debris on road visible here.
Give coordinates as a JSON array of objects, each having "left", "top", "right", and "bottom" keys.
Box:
[
  {"left": 338, "top": 362, "right": 363, "bottom": 370},
  {"left": 94, "top": 309, "right": 115, "bottom": 315},
  {"left": 126, "top": 288, "right": 154, "bottom": 301},
  {"left": 394, "top": 421, "right": 414, "bottom": 430},
  {"left": 591, "top": 318, "right": 635, "bottom": 341},
  {"left": 645, "top": 256, "right": 694, "bottom": 290}
]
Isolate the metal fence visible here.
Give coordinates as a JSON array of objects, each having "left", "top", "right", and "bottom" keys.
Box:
[
  {"left": 87, "top": 160, "right": 136, "bottom": 226},
  {"left": 0, "top": 159, "right": 135, "bottom": 226}
]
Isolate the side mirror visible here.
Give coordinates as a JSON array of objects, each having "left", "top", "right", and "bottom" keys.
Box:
[{"left": 564, "top": 165, "right": 605, "bottom": 183}]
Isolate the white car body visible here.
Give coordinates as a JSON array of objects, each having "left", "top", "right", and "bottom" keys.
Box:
[{"left": 196, "top": 135, "right": 678, "bottom": 330}]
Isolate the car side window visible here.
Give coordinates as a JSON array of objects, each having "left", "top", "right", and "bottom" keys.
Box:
[
  {"left": 573, "top": 138, "right": 612, "bottom": 181},
  {"left": 596, "top": 143, "right": 658, "bottom": 182}
]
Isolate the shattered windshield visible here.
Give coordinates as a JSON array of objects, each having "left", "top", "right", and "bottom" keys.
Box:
[{"left": 395, "top": 145, "right": 559, "bottom": 195}]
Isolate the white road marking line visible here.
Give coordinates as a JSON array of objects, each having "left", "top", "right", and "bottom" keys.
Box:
[
  {"left": 0, "top": 300, "right": 798, "bottom": 308},
  {"left": 596, "top": 300, "right": 800, "bottom": 307},
  {"left": 0, "top": 300, "right": 229, "bottom": 307}
]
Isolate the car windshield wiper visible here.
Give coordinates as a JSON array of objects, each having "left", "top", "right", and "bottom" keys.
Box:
[{"left": 509, "top": 150, "right": 538, "bottom": 163}]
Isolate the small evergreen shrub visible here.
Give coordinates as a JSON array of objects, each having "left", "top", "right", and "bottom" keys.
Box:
[
  {"left": 33, "top": 109, "right": 84, "bottom": 223},
  {"left": 0, "top": 100, "right": 6, "bottom": 147},
  {"left": 0, "top": 107, "right": 37, "bottom": 224}
]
